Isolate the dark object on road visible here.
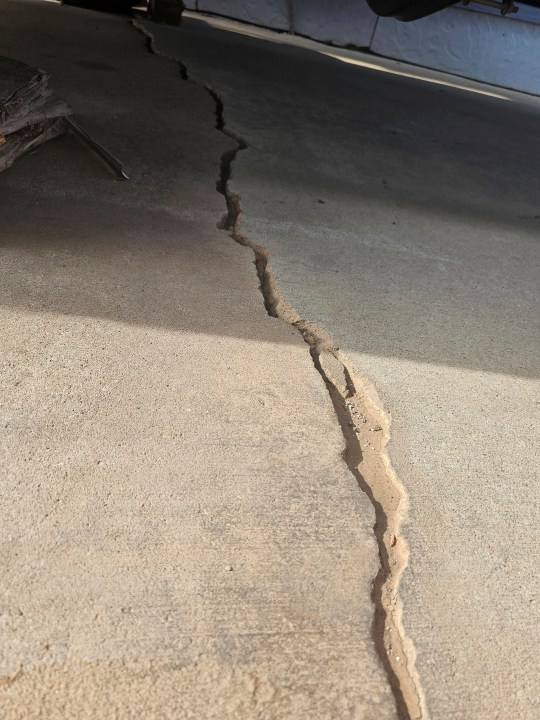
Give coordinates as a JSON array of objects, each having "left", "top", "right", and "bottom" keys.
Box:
[
  {"left": 366, "top": 0, "right": 540, "bottom": 20},
  {"left": 366, "top": 0, "right": 456, "bottom": 20},
  {"left": 0, "top": 56, "right": 71, "bottom": 173},
  {"left": 62, "top": 0, "right": 184, "bottom": 24},
  {"left": 62, "top": 0, "right": 139, "bottom": 12},
  {"left": 147, "top": 0, "right": 184, "bottom": 25}
]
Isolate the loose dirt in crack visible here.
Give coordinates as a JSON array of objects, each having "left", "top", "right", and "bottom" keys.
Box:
[
  {"left": 223, "top": 191, "right": 427, "bottom": 720},
  {"left": 132, "top": 18, "right": 427, "bottom": 720}
]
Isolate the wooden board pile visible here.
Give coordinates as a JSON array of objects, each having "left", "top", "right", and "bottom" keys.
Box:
[{"left": 0, "top": 56, "right": 71, "bottom": 173}]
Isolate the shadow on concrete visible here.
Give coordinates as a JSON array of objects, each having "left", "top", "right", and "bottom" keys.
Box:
[
  {"left": 168, "top": 18, "right": 540, "bottom": 380},
  {"left": 1, "top": 125, "right": 538, "bottom": 382},
  {"left": 1, "top": 7, "right": 538, "bottom": 382}
]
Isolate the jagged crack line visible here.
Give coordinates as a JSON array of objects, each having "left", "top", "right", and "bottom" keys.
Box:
[{"left": 132, "top": 18, "right": 427, "bottom": 720}]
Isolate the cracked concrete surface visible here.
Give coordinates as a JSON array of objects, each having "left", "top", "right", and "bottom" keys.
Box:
[
  {"left": 134, "top": 18, "right": 424, "bottom": 717},
  {"left": 144, "top": 14, "right": 540, "bottom": 720},
  {"left": 0, "top": 1, "right": 398, "bottom": 718},
  {"left": 2, "top": 2, "right": 539, "bottom": 719}
]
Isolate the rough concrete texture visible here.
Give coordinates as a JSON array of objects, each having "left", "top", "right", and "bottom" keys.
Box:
[
  {"left": 0, "top": 2, "right": 397, "bottom": 718},
  {"left": 146, "top": 16, "right": 540, "bottom": 720}
]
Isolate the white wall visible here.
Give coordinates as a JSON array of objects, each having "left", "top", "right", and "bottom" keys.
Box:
[{"left": 371, "top": 7, "right": 540, "bottom": 95}]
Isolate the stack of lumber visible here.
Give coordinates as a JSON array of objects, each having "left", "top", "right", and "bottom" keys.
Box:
[{"left": 0, "top": 56, "right": 71, "bottom": 173}]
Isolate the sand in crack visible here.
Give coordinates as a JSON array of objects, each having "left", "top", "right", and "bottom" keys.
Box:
[{"left": 217, "top": 122, "right": 428, "bottom": 720}]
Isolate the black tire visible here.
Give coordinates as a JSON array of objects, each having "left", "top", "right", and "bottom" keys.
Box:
[
  {"left": 61, "top": 0, "right": 138, "bottom": 13},
  {"left": 366, "top": 0, "right": 458, "bottom": 20}
]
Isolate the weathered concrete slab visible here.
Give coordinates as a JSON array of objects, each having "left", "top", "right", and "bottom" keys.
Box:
[
  {"left": 0, "top": 2, "right": 395, "bottom": 718},
  {"left": 148, "top": 16, "right": 540, "bottom": 720}
]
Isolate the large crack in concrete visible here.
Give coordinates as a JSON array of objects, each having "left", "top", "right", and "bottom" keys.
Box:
[{"left": 132, "top": 18, "right": 427, "bottom": 720}]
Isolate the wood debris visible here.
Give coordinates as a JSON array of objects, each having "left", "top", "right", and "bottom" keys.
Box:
[{"left": 0, "top": 56, "right": 71, "bottom": 173}]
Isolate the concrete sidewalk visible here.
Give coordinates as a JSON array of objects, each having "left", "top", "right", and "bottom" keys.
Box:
[{"left": 0, "top": 2, "right": 396, "bottom": 718}]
